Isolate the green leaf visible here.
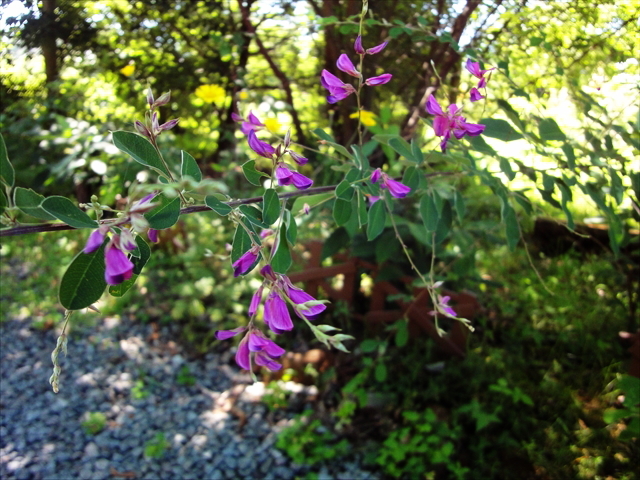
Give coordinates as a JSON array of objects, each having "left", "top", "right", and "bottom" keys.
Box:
[
  {"left": 145, "top": 195, "right": 181, "bottom": 229},
  {"left": 0, "top": 133, "right": 14, "bottom": 188},
  {"left": 180, "top": 151, "right": 202, "bottom": 182},
  {"left": 480, "top": 118, "right": 523, "bottom": 142},
  {"left": 530, "top": 36, "right": 543, "bottom": 47},
  {"left": 321, "top": 227, "right": 350, "bottom": 261},
  {"left": 242, "top": 160, "right": 268, "bottom": 186},
  {"left": 41, "top": 196, "right": 97, "bottom": 228},
  {"left": 402, "top": 166, "right": 420, "bottom": 193},
  {"left": 262, "top": 188, "right": 280, "bottom": 225},
  {"left": 538, "top": 118, "right": 566, "bottom": 142},
  {"left": 453, "top": 191, "right": 466, "bottom": 221},
  {"left": 388, "top": 137, "right": 416, "bottom": 162},
  {"left": 284, "top": 209, "right": 297, "bottom": 244},
  {"left": 360, "top": 339, "right": 379, "bottom": 353},
  {"left": 336, "top": 179, "right": 355, "bottom": 200},
  {"left": 367, "top": 200, "right": 387, "bottom": 241},
  {"left": 503, "top": 206, "right": 519, "bottom": 251},
  {"left": 0, "top": 189, "right": 6, "bottom": 216},
  {"left": 272, "top": 224, "right": 292, "bottom": 274},
  {"left": 132, "top": 235, "right": 151, "bottom": 275},
  {"left": 395, "top": 321, "right": 409, "bottom": 347},
  {"left": 231, "top": 224, "right": 259, "bottom": 265},
  {"left": 619, "top": 375, "right": 640, "bottom": 408},
  {"left": 468, "top": 135, "right": 497, "bottom": 155},
  {"left": 375, "top": 363, "right": 388, "bottom": 382},
  {"left": 59, "top": 241, "right": 107, "bottom": 310},
  {"left": 291, "top": 192, "right": 333, "bottom": 216},
  {"left": 13, "top": 188, "right": 55, "bottom": 220},
  {"left": 557, "top": 182, "right": 575, "bottom": 230},
  {"left": 351, "top": 144, "right": 369, "bottom": 170},
  {"left": 430, "top": 200, "right": 452, "bottom": 245},
  {"left": 411, "top": 139, "right": 424, "bottom": 164},
  {"left": 333, "top": 198, "right": 352, "bottom": 226},
  {"left": 562, "top": 144, "right": 576, "bottom": 169},
  {"left": 420, "top": 193, "right": 439, "bottom": 232},
  {"left": 108, "top": 274, "right": 139, "bottom": 297},
  {"left": 499, "top": 157, "right": 516, "bottom": 181},
  {"left": 205, "top": 195, "right": 232, "bottom": 216},
  {"left": 357, "top": 191, "right": 368, "bottom": 227},
  {"left": 112, "top": 131, "right": 169, "bottom": 177},
  {"left": 239, "top": 204, "right": 270, "bottom": 229},
  {"left": 312, "top": 128, "right": 354, "bottom": 160}
]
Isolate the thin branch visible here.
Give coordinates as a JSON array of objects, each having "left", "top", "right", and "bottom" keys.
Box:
[{"left": 0, "top": 171, "right": 456, "bottom": 238}]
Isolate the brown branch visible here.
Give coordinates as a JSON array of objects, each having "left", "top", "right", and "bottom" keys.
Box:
[
  {"left": 0, "top": 172, "right": 457, "bottom": 238},
  {"left": 238, "top": 0, "right": 308, "bottom": 147}
]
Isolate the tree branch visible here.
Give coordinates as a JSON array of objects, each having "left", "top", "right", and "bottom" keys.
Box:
[{"left": 0, "top": 172, "right": 456, "bottom": 238}]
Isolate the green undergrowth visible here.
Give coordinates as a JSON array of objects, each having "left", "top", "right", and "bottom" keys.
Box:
[{"left": 275, "top": 249, "right": 639, "bottom": 479}]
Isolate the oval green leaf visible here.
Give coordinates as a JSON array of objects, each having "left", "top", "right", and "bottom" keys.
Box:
[
  {"left": 366, "top": 200, "right": 386, "bottom": 241},
  {"left": 145, "top": 195, "right": 181, "bottom": 229},
  {"left": 59, "top": 241, "right": 107, "bottom": 310},
  {"left": 205, "top": 195, "right": 232, "bottom": 216},
  {"left": 263, "top": 188, "right": 280, "bottom": 225},
  {"left": 181, "top": 151, "right": 202, "bottom": 182},
  {"left": 41, "top": 196, "right": 97, "bottom": 228},
  {"left": 14, "top": 187, "right": 55, "bottom": 220},
  {"left": 112, "top": 131, "right": 170, "bottom": 177}
]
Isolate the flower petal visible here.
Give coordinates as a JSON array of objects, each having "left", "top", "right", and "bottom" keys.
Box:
[
  {"left": 425, "top": 95, "right": 444, "bottom": 116},
  {"left": 366, "top": 41, "right": 388, "bottom": 55},
  {"left": 336, "top": 54, "right": 360, "bottom": 77},
  {"left": 364, "top": 73, "right": 392, "bottom": 86}
]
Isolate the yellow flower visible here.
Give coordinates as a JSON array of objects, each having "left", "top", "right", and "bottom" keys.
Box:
[
  {"left": 264, "top": 118, "right": 281, "bottom": 133},
  {"left": 349, "top": 110, "right": 377, "bottom": 127},
  {"left": 120, "top": 65, "right": 135, "bottom": 77},
  {"left": 195, "top": 84, "right": 226, "bottom": 104},
  {"left": 238, "top": 91, "right": 249, "bottom": 100}
]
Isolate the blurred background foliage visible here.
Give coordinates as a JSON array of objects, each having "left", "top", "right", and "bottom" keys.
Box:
[{"left": 1, "top": 0, "right": 639, "bottom": 478}]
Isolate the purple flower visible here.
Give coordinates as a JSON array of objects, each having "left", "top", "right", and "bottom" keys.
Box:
[
  {"left": 336, "top": 54, "right": 360, "bottom": 78},
  {"left": 364, "top": 74, "right": 392, "bottom": 86},
  {"left": 84, "top": 229, "right": 105, "bottom": 254},
  {"left": 215, "top": 326, "right": 246, "bottom": 340},
  {"left": 367, "top": 194, "right": 380, "bottom": 206},
  {"left": 239, "top": 111, "right": 265, "bottom": 135},
  {"left": 425, "top": 95, "right": 485, "bottom": 153},
  {"left": 366, "top": 41, "right": 388, "bottom": 55},
  {"left": 287, "top": 285, "right": 326, "bottom": 318},
  {"left": 148, "top": 228, "right": 159, "bottom": 243},
  {"left": 371, "top": 168, "right": 411, "bottom": 198},
  {"left": 465, "top": 59, "right": 495, "bottom": 89},
  {"left": 275, "top": 164, "right": 313, "bottom": 190},
  {"left": 469, "top": 87, "right": 484, "bottom": 102},
  {"left": 104, "top": 243, "right": 134, "bottom": 285},
  {"left": 354, "top": 35, "right": 388, "bottom": 55},
  {"left": 248, "top": 130, "right": 275, "bottom": 158},
  {"left": 234, "top": 330, "right": 286, "bottom": 371},
  {"left": 320, "top": 69, "right": 356, "bottom": 104},
  {"left": 232, "top": 247, "right": 259, "bottom": 277},
  {"left": 288, "top": 150, "right": 308, "bottom": 165},
  {"left": 248, "top": 286, "right": 264, "bottom": 317},
  {"left": 430, "top": 295, "right": 457, "bottom": 318},
  {"left": 264, "top": 291, "right": 294, "bottom": 334}
]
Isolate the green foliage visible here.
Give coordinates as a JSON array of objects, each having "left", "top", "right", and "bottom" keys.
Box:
[
  {"left": 81, "top": 412, "right": 107, "bottom": 435},
  {"left": 175, "top": 365, "right": 196, "bottom": 387},
  {"left": 276, "top": 411, "right": 351, "bottom": 465},
  {"left": 604, "top": 375, "right": 640, "bottom": 442},
  {"left": 144, "top": 433, "right": 169, "bottom": 459},
  {"left": 377, "top": 409, "right": 469, "bottom": 479}
]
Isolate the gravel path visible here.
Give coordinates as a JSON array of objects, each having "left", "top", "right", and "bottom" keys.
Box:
[{"left": 0, "top": 315, "right": 376, "bottom": 479}]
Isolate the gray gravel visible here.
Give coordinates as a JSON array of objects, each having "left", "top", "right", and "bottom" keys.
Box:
[{"left": 0, "top": 315, "right": 377, "bottom": 479}]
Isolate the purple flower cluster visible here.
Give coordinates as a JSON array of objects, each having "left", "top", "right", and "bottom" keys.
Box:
[
  {"left": 216, "top": 264, "right": 326, "bottom": 371},
  {"left": 465, "top": 59, "right": 495, "bottom": 103},
  {"left": 320, "top": 35, "right": 392, "bottom": 104},
  {"left": 425, "top": 94, "right": 486, "bottom": 153},
  {"left": 83, "top": 194, "right": 159, "bottom": 286},
  {"left": 233, "top": 111, "right": 313, "bottom": 190},
  {"left": 370, "top": 168, "right": 411, "bottom": 198}
]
